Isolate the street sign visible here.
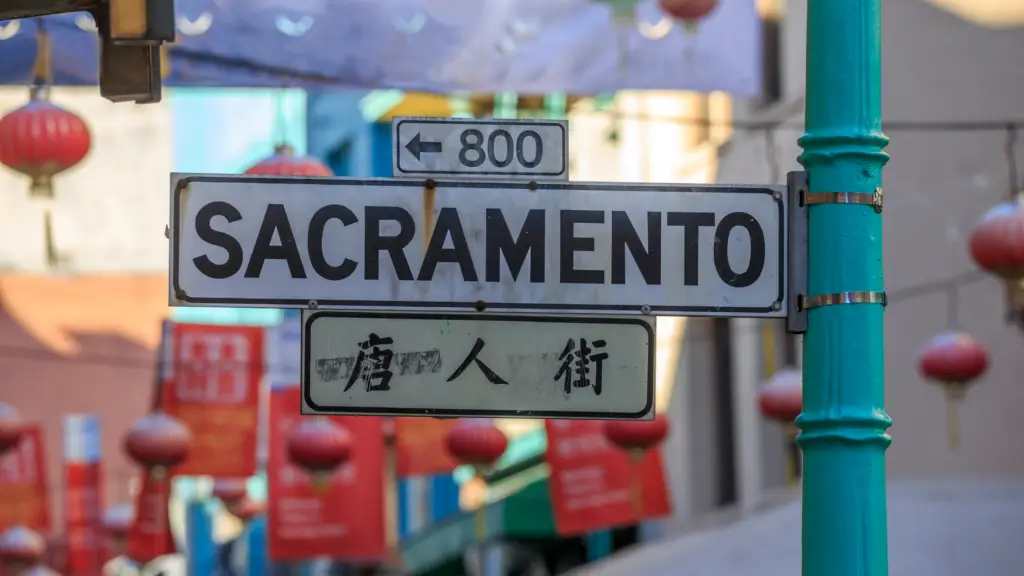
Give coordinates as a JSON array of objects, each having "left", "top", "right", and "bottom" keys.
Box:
[
  {"left": 169, "top": 174, "right": 788, "bottom": 317},
  {"left": 300, "top": 311, "right": 654, "bottom": 419},
  {"left": 392, "top": 117, "right": 568, "bottom": 180}
]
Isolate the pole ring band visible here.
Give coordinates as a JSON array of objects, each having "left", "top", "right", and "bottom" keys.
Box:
[
  {"left": 798, "top": 291, "right": 887, "bottom": 311},
  {"left": 802, "top": 188, "right": 883, "bottom": 213}
]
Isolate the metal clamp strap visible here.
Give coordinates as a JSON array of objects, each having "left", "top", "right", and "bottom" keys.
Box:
[
  {"left": 798, "top": 291, "right": 887, "bottom": 311},
  {"left": 802, "top": 188, "right": 883, "bottom": 213}
]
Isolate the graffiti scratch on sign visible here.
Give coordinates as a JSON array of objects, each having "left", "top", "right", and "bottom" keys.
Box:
[{"left": 315, "top": 350, "right": 443, "bottom": 383}]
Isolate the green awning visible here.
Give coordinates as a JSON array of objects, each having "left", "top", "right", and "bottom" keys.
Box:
[{"left": 401, "top": 475, "right": 557, "bottom": 575}]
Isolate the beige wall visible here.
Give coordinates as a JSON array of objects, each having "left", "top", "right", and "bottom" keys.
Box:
[
  {"left": 718, "top": 0, "right": 1024, "bottom": 483},
  {"left": 0, "top": 87, "right": 172, "bottom": 273}
]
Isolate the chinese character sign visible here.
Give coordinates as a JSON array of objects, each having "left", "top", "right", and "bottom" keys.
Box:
[
  {"left": 64, "top": 414, "right": 103, "bottom": 576},
  {"left": 163, "top": 323, "right": 263, "bottom": 477},
  {"left": 267, "top": 386, "right": 386, "bottom": 562},
  {"left": 126, "top": 471, "right": 175, "bottom": 565},
  {"left": 544, "top": 420, "right": 671, "bottom": 536},
  {"left": 394, "top": 418, "right": 458, "bottom": 478},
  {"left": 0, "top": 425, "right": 50, "bottom": 532},
  {"left": 304, "top": 314, "right": 653, "bottom": 418}
]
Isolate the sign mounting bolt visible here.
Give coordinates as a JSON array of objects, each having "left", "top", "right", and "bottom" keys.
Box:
[
  {"left": 174, "top": 289, "right": 186, "bottom": 301},
  {"left": 772, "top": 301, "right": 782, "bottom": 311},
  {"left": 309, "top": 300, "right": 319, "bottom": 309},
  {"left": 773, "top": 190, "right": 783, "bottom": 202},
  {"left": 641, "top": 305, "right": 652, "bottom": 315},
  {"left": 474, "top": 300, "right": 487, "bottom": 312}
]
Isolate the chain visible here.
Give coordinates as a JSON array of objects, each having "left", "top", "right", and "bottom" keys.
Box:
[{"left": 1005, "top": 124, "right": 1019, "bottom": 201}]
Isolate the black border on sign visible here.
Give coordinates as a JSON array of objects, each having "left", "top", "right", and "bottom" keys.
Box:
[
  {"left": 394, "top": 118, "right": 568, "bottom": 178},
  {"left": 300, "top": 311, "right": 656, "bottom": 419},
  {"left": 171, "top": 175, "right": 786, "bottom": 315}
]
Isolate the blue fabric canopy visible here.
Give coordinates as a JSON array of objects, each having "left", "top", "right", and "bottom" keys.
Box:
[{"left": 0, "top": 0, "right": 761, "bottom": 95}]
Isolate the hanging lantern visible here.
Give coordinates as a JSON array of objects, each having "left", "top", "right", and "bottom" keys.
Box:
[
  {"left": 0, "top": 402, "right": 24, "bottom": 457},
  {"left": 968, "top": 202, "right": 1024, "bottom": 280},
  {"left": 122, "top": 412, "right": 192, "bottom": 480},
  {"left": 0, "top": 525, "right": 46, "bottom": 570},
  {"left": 603, "top": 415, "right": 670, "bottom": 459},
  {"left": 244, "top": 144, "right": 333, "bottom": 177},
  {"left": 659, "top": 0, "right": 718, "bottom": 31},
  {"left": 444, "top": 420, "right": 508, "bottom": 473},
  {"left": 918, "top": 331, "right": 989, "bottom": 448},
  {"left": 227, "top": 497, "right": 264, "bottom": 524},
  {"left": 286, "top": 417, "right": 352, "bottom": 492},
  {"left": 212, "top": 478, "right": 249, "bottom": 507},
  {"left": 0, "top": 86, "right": 91, "bottom": 200},
  {"left": 968, "top": 202, "right": 1024, "bottom": 325},
  {"left": 758, "top": 368, "right": 803, "bottom": 425}
]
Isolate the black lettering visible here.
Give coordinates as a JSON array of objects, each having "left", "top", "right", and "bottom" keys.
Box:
[
  {"left": 667, "top": 212, "right": 715, "bottom": 286},
  {"left": 611, "top": 211, "right": 661, "bottom": 285},
  {"left": 458, "top": 129, "right": 486, "bottom": 168},
  {"left": 192, "top": 201, "right": 244, "bottom": 279},
  {"left": 365, "top": 207, "right": 415, "bottom": 281},
  {"left": 418, "top": 208, "right": 478, "bottom": 282},
  {"left": 516, "top": 130, "right": 543, "bottom": 168},
  {"left": 244, "top": 204, "right": 306, "bottom": 279},
  {"left": 308, "top": 205, "right": 358, "bottom": 281},
  {"left": 487, "top": 130, "right": 514, "bottom": 168},
  {"left": 559, "top": 210, "right": 604, "bottom": 284},
  {"left": 486, "top": 209, "right": 545, "bottom": 282},
  {"left": 714, "top": 212, "right": 766, "bottom": 288}
]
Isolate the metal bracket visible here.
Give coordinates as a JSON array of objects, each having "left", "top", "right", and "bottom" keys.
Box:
[
  {"left": 786, "top": 171, "right": 809, "bottom": 334},
  {"left": 802, "top": 188, "right": 883, "bottom": 213},
  {"left": 798, "top": 291, "right": 888, "bottom": 311}
]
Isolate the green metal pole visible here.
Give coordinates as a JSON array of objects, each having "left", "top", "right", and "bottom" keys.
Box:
[{"left": 796, "top": 1, "right": 891, "bottom": 575}]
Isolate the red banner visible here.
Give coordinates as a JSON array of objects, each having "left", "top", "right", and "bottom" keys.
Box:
[
  {"left": 126, "top": 472, "right": 175, "bottom": 564},
  {"left": 267, "top": 386, "right": 387, "bottom": 562},
  {"left": 544, "top": 420, "right": 671, "bottom": 536},
  {"left": 64, "top": 462, "right": 103, "bottom": 575},
  {"left": 394, "top": 418, "right": 458, "bottom": 477},
  {"left": 0, "top": 425, "right": 50, "bottom": 532},
  {"left": 163, "top": 323, "right": 263, "bottom": 477}
]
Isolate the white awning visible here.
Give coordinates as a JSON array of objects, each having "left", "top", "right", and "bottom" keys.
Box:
[{"left": 568, "top": 479, "right": 1024, "bottom": 576}]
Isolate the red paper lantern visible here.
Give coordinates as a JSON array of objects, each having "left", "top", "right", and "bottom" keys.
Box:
[
  {"left": 444, "top": 420, "right": 508, "bottom": 470},
  {"left": 0, "top": 402, "right": 24, "bottom": 456},
  {"left": 212, "top": 478, "right": 249, "bottom": 506},
  {"left": 603, "top": 415, "right": 670, "bottom": 454},
  {"left": 758, "top": 368, "right": 803, "bottom": 424},
  {"left": 0, "top": 86, "right": 91, "bottom": 199},
  {"left": 968, "top": 202, "right": 1024, "bottom": 280},
  {"left": 286, "top": 417, "right": 353, "bottom": 476},
  {"left": 103, "top": 504, "right": 133, "bottom": 539},
  {"left": 122, "top": 412, "right": 192, "bottom": 476},
  {"left": 659, "top": 0, "right": 718, "bottom": 22},
  {"left": 244, "top": 144, "right": 333, "bottom": 177},
  {"left": 918, "top": 332, "right": 989, "bottom": 387},
  {"left": 0, "top": 525, "right": 46, "bottom": 566},
  {"left": 228, "top": 497, "right": 264, "bottom": 523}
]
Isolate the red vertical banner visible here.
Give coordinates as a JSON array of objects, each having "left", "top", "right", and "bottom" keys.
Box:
[
  {"left": 126, "top": 472, "right": 175, "bottom": 564},
  {"left": 394, "top": 418, "right": 458, "bottom": 477},
  {"left": 63, "top": 414, "right": 104, "bottom": 576},
  {"left": 163, "top": 323, "right": 263, "bottom": 477},
  {"left": 544, "top": 420, "right": 671, "bottom": 536},
  {"left": 0, "top": 425, "right": 50, "bottom": 532},
  {"left": 267, "top": 386, "right": 387, "bottom": 562}
]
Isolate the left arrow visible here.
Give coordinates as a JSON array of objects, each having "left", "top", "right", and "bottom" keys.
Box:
[{"left": 405, "top": 133, "right": 443, "bottom": 161}]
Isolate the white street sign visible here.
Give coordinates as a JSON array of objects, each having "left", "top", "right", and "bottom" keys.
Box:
[
  {"left": 169, "top": 174, "right": 787, "bottom": 317},
  {"left": 392, "top": 117, "right": 568, "bottom": 180},
  {"left": 300, "top": 311, "right": 654, "bottom": 419}
]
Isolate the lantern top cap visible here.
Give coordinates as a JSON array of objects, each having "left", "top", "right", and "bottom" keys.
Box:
[{"left": 273, "top": 143, "right": 296, "bottom": 156}]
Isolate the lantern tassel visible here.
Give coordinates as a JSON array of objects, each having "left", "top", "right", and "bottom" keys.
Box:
[
  {"left": 310, "top": 471, "right": 331, "bottom": 495},
  {"left": 629, "top": 448, "right": 644, "bottom": 517},
  {"left": 945, "top": 390, "right": 961, "bottom": 450}
]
